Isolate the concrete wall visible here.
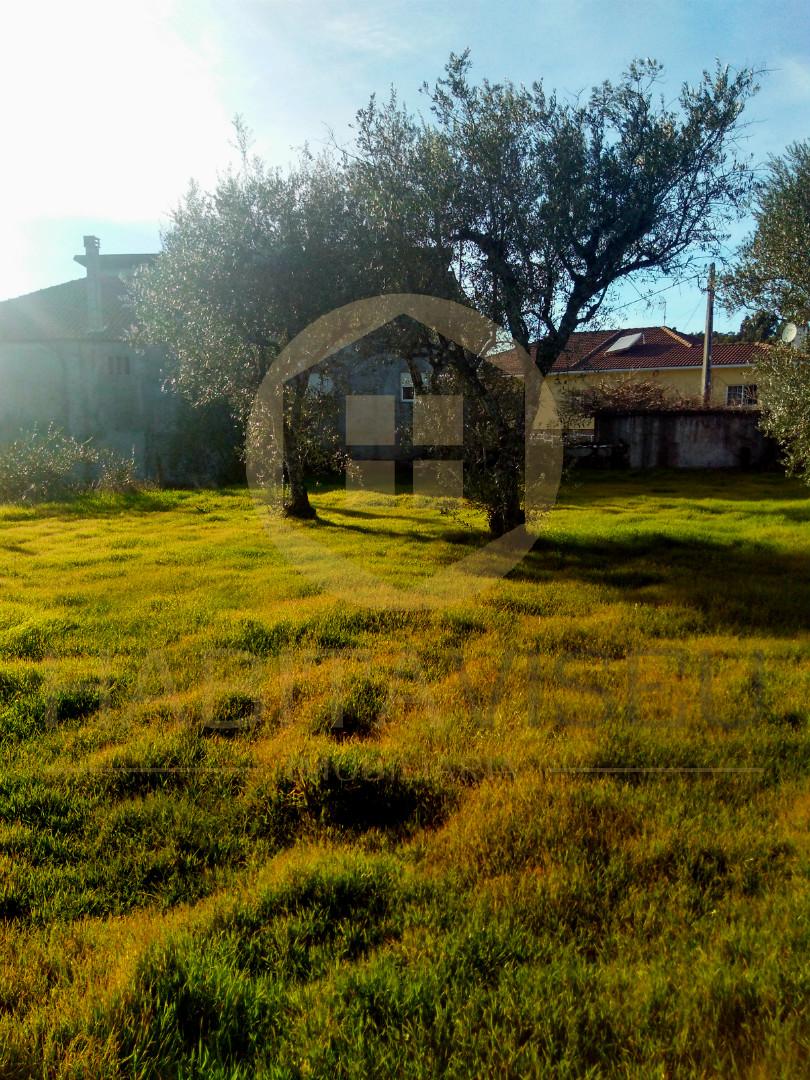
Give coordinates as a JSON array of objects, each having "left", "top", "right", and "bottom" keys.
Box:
[{"left": 594, "top": 409, "right": 779, "bottom": 469}]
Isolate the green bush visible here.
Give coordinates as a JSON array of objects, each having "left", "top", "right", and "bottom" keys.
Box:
[{"left": 0, "top": 425, "right": 139, "bottom": 503}]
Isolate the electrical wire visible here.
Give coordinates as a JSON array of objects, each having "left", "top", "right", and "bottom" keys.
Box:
[{"left": 611, "top": 273, "right": 703, "bottom": 313}]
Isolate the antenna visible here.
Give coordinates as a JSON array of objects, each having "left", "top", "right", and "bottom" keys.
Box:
[
  {"left": 781, "top": 323, "right": 809, "bottom": 349},
  {"left": 782, "top": 322, "right": 798, "bottom": 344}
]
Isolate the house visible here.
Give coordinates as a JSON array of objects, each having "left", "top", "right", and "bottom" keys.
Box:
[
  {"left": 0, "top": 235, "right": 769, "bottom": 485},
  {"left": 309, "top": 352, "right": 424, "bottom": 461},
  {"left": 298, "top": 323, "right": 769, "bottom": 481},
  {"left": 0, "top": 236, "right": 172, "bottom": 473},
  {"left": 492, "top": 325, "right": 765, "bottom": 425},
  {"left": 0, "top": 237, "right": 241, "bottom": 485}
]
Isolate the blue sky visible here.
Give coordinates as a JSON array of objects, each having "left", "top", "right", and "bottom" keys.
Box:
[{"left": 1, "top": 0, "right": 808, "bottom": 331}]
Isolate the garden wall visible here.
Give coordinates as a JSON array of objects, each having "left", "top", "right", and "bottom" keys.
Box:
[{"left": 593, "top": 408, "right": 780, "bottom": 469}]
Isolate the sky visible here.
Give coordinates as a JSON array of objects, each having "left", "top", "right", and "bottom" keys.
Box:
[{"left": 1, "top": 0, "right": 808, "bottom": 332}]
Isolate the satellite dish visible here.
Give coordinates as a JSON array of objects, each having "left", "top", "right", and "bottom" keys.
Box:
[{"left": 782, "top": 322, "right": 798, "bottom": 343}]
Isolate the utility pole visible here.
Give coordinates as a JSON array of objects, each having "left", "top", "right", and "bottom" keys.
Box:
[{"left": 701, "top": 262, "right": 715, "bottom": 405}]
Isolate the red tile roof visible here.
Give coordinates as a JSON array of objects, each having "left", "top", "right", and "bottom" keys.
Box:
[{"left": 490, "top": 326, "right": 765, "bottom": 376}]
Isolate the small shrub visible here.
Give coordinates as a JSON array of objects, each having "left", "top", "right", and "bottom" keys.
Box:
[
  {"left": 562, "top": 376, "right": 703, "bottom": 420},
  {"left": 0, "top": 425, "right": 139, "bottom": 503}
]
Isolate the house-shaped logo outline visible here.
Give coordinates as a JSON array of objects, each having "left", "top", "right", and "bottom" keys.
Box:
[{"left": 246, "top": 294, "right": 563, "bottom": 610}]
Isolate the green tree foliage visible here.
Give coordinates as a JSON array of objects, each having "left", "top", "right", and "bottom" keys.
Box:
[
  {"left": 350, "top": 54, "right": 758, "bottom": 531},
  {"left": 711, "top": 309, "right": 779, "bottom": 344},
  {"left": 738, "top": 308, "right": 779, "bottom": 342},
  {"left": 723, "top": 141, "right": 810, "bottom": 321},
  {"left": 724, "top": 141, "right": 810, "bottom": 481},
  {"left": 754, "top": 343, "right": 810, "bottom": 479},
  {"left": 133, "top": 137, "right": 380, "bottom": 516},
  {"left": 355, "top": 54, "right": 759, "bottom": 374},
  {"left": 134, "top": 57, "right": 760, "bottom": 529},
  {"left": 134, "top": 128, "right": 456, "bottom": 517}
]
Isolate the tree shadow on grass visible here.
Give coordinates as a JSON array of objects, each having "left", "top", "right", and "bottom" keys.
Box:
[
  {"left": 314, "top": 513, "right": 488, "bottom": 548},
  {"left": 317, "top": 505, "right": 425, "bottom": 522},
  {"left": 774, "top": 505, "right": 810, "bottom": 524},
  {"left": 0, "top": 492, "right": 184, "bottom": 521},
  {"left": 513, "top": 531, "right": 810, "bottom": 636},
  {"left": 561, "top": 468, "right": 809, "bottom": 503}
]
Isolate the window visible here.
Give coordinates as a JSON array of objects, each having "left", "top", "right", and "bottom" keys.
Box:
[
  {"left": 726, "top": 384, "right": 758, "bottom": 406},
  {"left": 400, "top": 371, "right": 415, "bottom": 402}
]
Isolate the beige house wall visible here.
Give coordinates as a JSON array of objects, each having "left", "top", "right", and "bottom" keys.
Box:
[{"left": 547, "top": 364, "right": 758, "bottom": 429}]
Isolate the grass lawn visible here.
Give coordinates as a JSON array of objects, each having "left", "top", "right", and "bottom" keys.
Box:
[{"left": 0, "top": 471, "right": 808, "bottom": 1077}]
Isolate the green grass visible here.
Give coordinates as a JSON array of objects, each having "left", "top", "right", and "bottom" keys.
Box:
[{"left": 0, "top": 472, "right": 808, "bottom": 1077}]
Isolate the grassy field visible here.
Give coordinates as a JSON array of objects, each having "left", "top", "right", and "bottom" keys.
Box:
[{"left": 0, "top": 471, "right": 808, "bottom": 1077}]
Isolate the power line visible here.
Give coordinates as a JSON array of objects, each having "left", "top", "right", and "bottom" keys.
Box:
[
  {"left": 682, "top": 295, "right": 705, "bottom": 327},
  {"left": 611, "top": 273, "right": 702, "bottom": 313}
]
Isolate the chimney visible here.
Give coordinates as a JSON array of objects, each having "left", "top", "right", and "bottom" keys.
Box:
[{"left": 83, "top": 235, "right": 103, "bottom": 334}]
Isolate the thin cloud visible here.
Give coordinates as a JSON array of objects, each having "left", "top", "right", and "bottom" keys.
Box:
[
  {"left": 320, "top": 9, "right": 421, "bottom": 58},
  {"left": 772, "top": 55, "right": 810, "bottom": 103}
]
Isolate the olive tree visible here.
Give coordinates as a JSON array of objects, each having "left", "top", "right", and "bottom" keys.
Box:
[
  {"left": 350, "top": 54, "right": 759, "bottom": 530},
  {"left": 133, "top": 56, "right": 760, "bottom": 530},
  {"left": 723, "top": 141, "right": 810, "bottom": 321},
  {"left": 752, "top": 343, "right": 810, "bottom": 479},
  {"left": 355, "top": 55, "right": 759, "bottom": 372},
  {"left": 133, "top": 139, "right": 375, "bottom": 517},
  {"left": 723, "top": 141, "right": 810, "bottom": 481}
]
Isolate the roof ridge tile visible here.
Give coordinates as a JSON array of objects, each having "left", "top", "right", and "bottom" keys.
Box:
[{"left": 661, "top": 326, "right": 694, "bottom": 347}]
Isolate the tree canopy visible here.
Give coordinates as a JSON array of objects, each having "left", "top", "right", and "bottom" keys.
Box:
[
  {"left": 723, "top": 140, "right": 810, "bottom": 482},
  {"left": 354, "top": 53, "right": 759, "bottom": 372},
  {"left": 753, "top": 347, "right": 810, "bottom": 480},
  {"left": 133, "top": 55, "right": 762, "bottom": 523},
  {"left": 738, "top": 309, "right": 780, "bottom": 342},
  {"left": 132, "top": 133, "right": 459, "bottom": 516},
  {"left": 722, "top": 140, "right": 810, "bottom": 323},
  {"left": 133, "top": 141, "right": 365, "bottom": 422}
]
